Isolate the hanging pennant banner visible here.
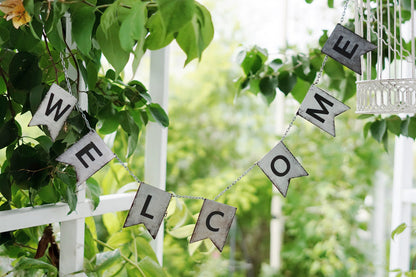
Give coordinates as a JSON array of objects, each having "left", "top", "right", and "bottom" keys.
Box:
[
  {"left": 123, "top": 183, "right": 172, "bottom": 239},
  {"left": 258, "top": 141, "right": 308, "bottom": 197},
  {"left": 190, "top": 199, "right": 236, "bottom": 252},
  {"left": 56, "top": 132, "right": 115, "bottom": 185},
  {"left": 28, "top": 84, "right": 77, "bottom": 141},
  {"left": 321, "top": 23, "right": 376, "bottom": 74},
  {"left": 297, "top": 85, "right": 350, "bottom": 137}
]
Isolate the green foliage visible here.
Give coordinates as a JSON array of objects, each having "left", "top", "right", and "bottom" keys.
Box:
[{"left": 0, "top": 0, "right": 214, "bottom": 275}]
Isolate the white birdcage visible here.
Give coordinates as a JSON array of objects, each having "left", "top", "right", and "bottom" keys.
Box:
[{"left": 355, "top": 0, "right": 416, "bottom": 114}]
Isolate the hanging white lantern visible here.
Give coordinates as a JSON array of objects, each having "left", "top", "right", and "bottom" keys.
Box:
[{"left": 355, "top": 0, "right": 416, "bottom": 114}]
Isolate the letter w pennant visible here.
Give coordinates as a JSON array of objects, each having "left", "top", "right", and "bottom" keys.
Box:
[
  {"left": 297, "top": 85, "right": 350, "bottom": 137},
  {"left": 29, "top": 84, "right": 77, "bottom": 141}
]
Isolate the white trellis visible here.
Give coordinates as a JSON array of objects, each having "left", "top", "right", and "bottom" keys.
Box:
[{"left": 0, "top": 48, "right": 169, "bottom": 276}]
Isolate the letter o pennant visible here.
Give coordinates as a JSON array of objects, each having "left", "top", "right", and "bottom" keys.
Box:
[{"left": 258, "top": 141, "right": 308, "bottom": 197}]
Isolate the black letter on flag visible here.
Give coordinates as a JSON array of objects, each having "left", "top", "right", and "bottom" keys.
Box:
[
  {"left": 305, "top": 93, "right": 334, "bottom": 123},
  {"left": 206, "top": 211, "right": 224, "bottom": 232},
  {"left": 45, "top": 93, "right": 72, "bottom": 122},
  {"left": 140, "top": 195, "right": 155, "bottom": 219},
  {"left": 75, "top": 142, "right": 103, "bottom": 168}
]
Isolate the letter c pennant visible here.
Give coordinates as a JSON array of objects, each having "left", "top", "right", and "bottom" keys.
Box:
[
  {"left": 190, "top": 199, "right": 236, "bottom": 252},
  {"left": 123, "top": 183, "right": 172, "bottom": 239}
]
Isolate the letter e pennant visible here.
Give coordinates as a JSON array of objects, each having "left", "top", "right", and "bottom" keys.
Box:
[
  {"left": 258, "top": 141, "right": 308, "bottom": 197},
  {"left": 297, "top": 85, "right": 350, "bottom": 137},
  {"left": 56, "top": 132, "right": 115, "bottom": 185},
  {"left": 190, "top": 199, "right": 236, "bottom": 252},
  {"left": 322, "top": 24, "right": 376, "bottom": 74},
  {"left": 29, "top": 84, "right": 77, "bottom": 141},
  {"left": 123, "top": 183, "right": 172, "bottom": 239}
]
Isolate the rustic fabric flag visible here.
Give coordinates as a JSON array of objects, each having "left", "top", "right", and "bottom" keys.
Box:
[
  {"left": 190, "top": 199, "right": 236, "bottom": 252},
  {"left": 123, "top": 183, "right": 172, "bottom": 239},
  {"left": 258, "top": 141, "right": 308, "bottom": 197},
  {"left": 29, "top": 84, "right": 77, "bottom": 141},
  {"left": 56, "top": 132, "right": 115, "bottom": 185},
  {"left": 297, "top": 85, "right": 350, "bottom": 137},
  {"left": 321, "top": 23, "right": 376, "bottom": 74}
]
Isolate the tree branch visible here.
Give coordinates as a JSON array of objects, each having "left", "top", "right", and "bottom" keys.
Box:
[
  {"left": 0, "top": 65, "right": 16, "bottom": 118},
  {"left": 42, "top": 30, "right": 59, "bottom": 84}
]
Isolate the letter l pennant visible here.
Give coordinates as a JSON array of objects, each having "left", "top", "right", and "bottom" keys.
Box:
[{"left": 123, "top": 183, "right": 172, "bottom": 239}]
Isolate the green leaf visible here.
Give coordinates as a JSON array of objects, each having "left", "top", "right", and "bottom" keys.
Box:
[
  {"left": 239, "top": 49, "right": 265, "bottom": 75},
  {"left": 327, "top": 0, "right": 334, "bottom": 8},
  {"left": 148, "top": 103, "right": 169, "bottom": 127},
  {"left": 324, "top": 59, "right": 344, "bottom": 79},
  {"left": 342, "top": 73, "right": 356, "bottom": 101},
  {"left": 176, "top": 3, "right": 214, "bottom": 65},
  {"left": 135, "top": 236, "right": 158, "bottom": 262},
  {"left": 65, "top": 184, "right": 78, "bottom": 214},
  {"left": 278, "top": 71, "right": 297, "bottom": 95},
  {"left": 29, "top": 84, "right": 44, "bottom": 113},
  {"left": 290, "top": 78, "right": 310, "bottom": 103},
  {"left": 0, "top": 119, "right": 19, "bottom": 149},
  {"left": 13, "top": 257, "right": 58, "bottom": 275},
  {"left": 9, "top": 52, "right": 42, "bottom": 90},
  {"left": 86, "top": 178, "right": 101, "bottom": 210},
  {"left": 137, "top": 256, "right": 167, "bottom": 277},
  {"left": 408, "top": 117, "right": 416, "bottom": 139},
  {"left": 401, "top": 116, "right": 410, "bottom": 136},
  {"left": 0, "top": 173, "right": 11, "bottom": 201},
  {"left": 370, "top": 120, "right": 387, "bottom": 143},
  {"left": 259, "top": 76, "right": 277, "bottom": 104},
  {"left": 391, "top": 223, "right": 407, "bottom": 240},
  {"left": 144, "top": 11, "right": 174, "bottom": 50},
  {"left": 269, "top": 59, "right": 283, "bottom": 72},
  {"left": 157, "top": 0, "right": 195, "bottom": 35},
  {"left": 168, "top": 224, "right": 195, "bottom": 239},
  {"left": 119, "top": 0, "right": 146, "bottom": 52},
  {"left": 357, "top": 114, "right": 373, "bottom": 120},
  {"left": 94, "top": 249, "right": 121, "bottom": 272},
  {"left": 84, "top": 224, "right": 98, "bottom": 260},
  {"left": 119, "top": 111, "right": 140, "bottom": 157},
  {"left": 96, "top": 4, "right": 130, "bottom": 74},
  {"left": 38, "top": 184, "right": 59, "bottom": 203},
  {"left": 386, "top": 115, "right": 402, "bottom": 136},
  {"left": 99, "top": 117, "right": 119, "bottom": 135},
  {"left": 107, "top": 231, "right": 132, "bottom": 248},
  {"left": 46, "top": 20, "right": 66, "bottom": 52},
  {"left": 70, "top": 0, "right": 97, "bottom": 55}
]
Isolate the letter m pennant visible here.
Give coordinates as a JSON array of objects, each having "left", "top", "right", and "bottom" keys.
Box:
[{"left": 297, "top": 85, "right": 350, "bottom": 137}]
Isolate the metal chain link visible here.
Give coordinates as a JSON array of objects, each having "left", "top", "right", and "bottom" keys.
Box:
[
  {"left": 59, "top": 53, "right": 94, "bottom": 132},
  {"left": 313, "top": 0, "right": 351, "bottom": 85},
  {"left": 213, "top": 163, "right": 258, "bottom": 201}
]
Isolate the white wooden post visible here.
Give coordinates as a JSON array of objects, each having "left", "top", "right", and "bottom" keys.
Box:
[
  {"left": 372, "top": 171, "right": 387, "bottom": 277},
  {"left": 59, "top": 15, "right": 87, "bottom": 276},
  {"left": 389, "top": 135, "right": 413, "bottom": 275},
  {"left": 145, "top": 48, "right": 169, "bottom": 265},
  {"left": 270, "top": 0, "right": 288, "bottom": 270}
]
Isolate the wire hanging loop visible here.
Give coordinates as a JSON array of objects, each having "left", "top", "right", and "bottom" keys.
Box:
[{"left": 59, "top": 52, "right": 94, "bottom": 132}]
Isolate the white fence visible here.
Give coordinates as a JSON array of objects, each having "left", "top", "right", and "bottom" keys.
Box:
[{"left": 0, "top": 49, "right": 169, "bottom": 276}]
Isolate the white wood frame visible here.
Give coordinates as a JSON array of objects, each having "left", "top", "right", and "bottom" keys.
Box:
[{"left": 0, "top": 49, "right": 169, "bottom": 276}]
